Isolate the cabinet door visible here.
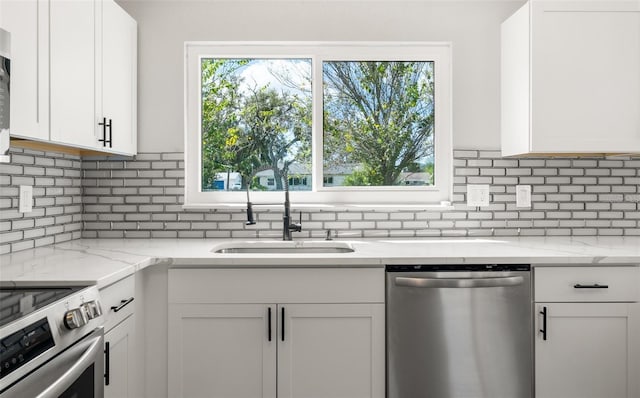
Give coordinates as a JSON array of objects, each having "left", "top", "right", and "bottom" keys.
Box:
[
  {"left": 0, "top": 0, "right": 49, "bottom": 141},
  {"left": 531, "top": 1, "right": 640, "bottom": 153},
  {"left": 535, "top": 303, "right": 640, "bottom": 398},
  {"left": 168, "top": 303, "right": 277, "bottom": 398},
  {"left": 98, "top": 0, "right": 136, "bottom": 155},
  {"left": 49, "top": 0, "right": 97, "bottom": 149},
  {"left": 104, "top": 314, "right": 136, "bottom": 398},
  {"left": 278, "top": 303, "right": 385, "bottom": 398}
]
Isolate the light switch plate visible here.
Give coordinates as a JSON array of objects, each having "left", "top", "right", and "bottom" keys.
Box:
[
  {"left": 467, "top": 185, "right": 490, "bottom": 207},
  {"left": 19, "top": 185, "right": 33, "bottom": 213},
  {"left": 516, "top": 185, "right": 532, "bottom": 208}
]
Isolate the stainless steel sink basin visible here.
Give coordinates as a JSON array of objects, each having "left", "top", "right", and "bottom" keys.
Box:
[{"left": 212, "top": 241, "right": 355, "bottom": 254}]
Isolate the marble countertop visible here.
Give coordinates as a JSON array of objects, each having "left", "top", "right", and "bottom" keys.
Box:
[{"left": 1, "top": 237, "right": 639, "bottom": 287}]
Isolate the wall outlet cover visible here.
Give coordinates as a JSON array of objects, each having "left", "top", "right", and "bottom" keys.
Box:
[
  {"left": 19, "top": 185, "right": 33, "bottom": 213},
  {"left": 516, "top": 185, "right": 532, "bottom": 208},
  {"left": 467, "top": 184, "right": 490, "bottom": 207}
]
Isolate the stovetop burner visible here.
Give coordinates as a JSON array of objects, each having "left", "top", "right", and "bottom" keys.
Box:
[{"left": 0, "top": 287, "right": 82, "bottom": 328}]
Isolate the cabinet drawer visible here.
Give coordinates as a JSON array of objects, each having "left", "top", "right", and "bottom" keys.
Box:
[
  {"left": 169, "top": 268, "right": 384, "bottom": 304},
  {"left": 100, "top": 274, "right": 135, "bottom": 332},
  {"left": 535, "top": 266, "right": 639, "bottom": 302}
]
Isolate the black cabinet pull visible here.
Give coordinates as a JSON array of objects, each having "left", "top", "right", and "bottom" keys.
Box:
[
  {"left": 107, "top": 119, "right": 113, "bottom": 148},
  {"left": 539, "top": 306, "right": 547, "bottom": 341},
  {"left": 104, "top": 341, "right": 110, "bottom": 386},
  {"left": 281, "top": 307, "right": 285, "bottom": 342},
  {"left": 98, "top": 117, "right": 106, "bottom": 147},
  {"left": 574, "top": 284, "right": 608, "bottom": 289},
  {"left": 98, "top": 117, "right": 113, "bottom": 148},
  {"left": 111, "top": 297, "right": 134, "bottom": 313},
  {"left": 268, "top": 307, "right": 272, "bottom": 342}
]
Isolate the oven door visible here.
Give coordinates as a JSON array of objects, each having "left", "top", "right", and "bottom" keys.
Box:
[{"left": 0, "top": 327, "right": 104, "bottom": 398}]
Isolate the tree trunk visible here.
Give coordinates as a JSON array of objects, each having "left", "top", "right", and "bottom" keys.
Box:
[{"left": 273, "top": 166, "right": 283, "bottom": 190}]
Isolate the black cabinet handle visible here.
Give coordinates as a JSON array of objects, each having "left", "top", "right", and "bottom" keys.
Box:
[
  {"left": 539, "top": 306, "right": 547, "bottom": 341},
  {"left": 281, "top": 307, "right": 285, "bottom": 342},
  {"left": 98, "top": 117, "right": 113, "bottom": 148},
  {"left": 99, "top": 117, "right": 107, "bottom": 147},
  {"left": 111, "top": 297, "right": 134, "bottom": 313},
  {"left": 107, "top": 119, "right": 113, "bottom": 148},
  {"left": 574, "top": 284, "right": 608, "bottom": 289},
  {"left": 104, "top": 341, "right": 110, "bottom": 386},
  {"left": 268, "top": 307, "right": 272, "bottom": 342}
]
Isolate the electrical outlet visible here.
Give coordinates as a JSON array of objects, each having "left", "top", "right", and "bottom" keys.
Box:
[
  {"left": 516, "top": 185, "right": 532, "bottom": 208},
  {"left": 19, "top": 185, "right": 33, "bottom": 213},
  {"left": 467, "top": 185, "right": 490, "bottom": 207}
]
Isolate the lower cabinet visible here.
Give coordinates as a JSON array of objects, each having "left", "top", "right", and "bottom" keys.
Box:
[
  {"left": 100, "top": 275, "right": 138, "bottom": 398},
  {"left": 535, "top": 303, "right": 638, "bottom": 398},
  {"left": 168, "top": 268, "right": 385, "bottom": 398},
  {"left": 278, "top": 303, "right": 384, "bottom": 398},
  {"left": 534, "top": 266, "right": 640, "bottom": 398},
  {"left": 169, "top": 303, "right": 276, "bottom": 398},
  {"left": 105, "top": 314, "right": 136, "bottom": 398}
]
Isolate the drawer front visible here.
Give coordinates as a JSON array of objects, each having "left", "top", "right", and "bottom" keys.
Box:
[
  {"left": 100, "top": 274, "right": 135, "bottom": 332},
  {"left": 535, "top": 266, "right": 639, "bottom": 302},
  {"left": 169, "top": 268, "right": 384, "bottom": 304}
]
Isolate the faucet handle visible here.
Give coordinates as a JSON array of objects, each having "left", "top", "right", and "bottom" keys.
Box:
[
  {"left": 293, "top": 211, "right": 302, "bottom": 232},
  {"left": 325, "top": 229, "right": 333, "bottom": 241}
]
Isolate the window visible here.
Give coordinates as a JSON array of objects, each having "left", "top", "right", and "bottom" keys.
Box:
[{"left": 185, "top": 42, "right": 452, "bottom": 207}]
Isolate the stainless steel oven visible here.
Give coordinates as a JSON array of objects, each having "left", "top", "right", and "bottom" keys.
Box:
[{"left": 0, "top": 285, "right": 105, "bottom": 398}]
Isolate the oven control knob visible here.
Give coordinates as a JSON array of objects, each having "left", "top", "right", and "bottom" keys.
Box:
[
  {"left": 63, "top": 308, "right": 88, "bottom": 330},
  {"left": 82, "top": 300, "right": 103, "bottom": 319}
]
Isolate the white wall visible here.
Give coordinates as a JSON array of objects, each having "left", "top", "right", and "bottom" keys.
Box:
[{"left": 118, "top": 0, "right": 524, "bottom": 153}]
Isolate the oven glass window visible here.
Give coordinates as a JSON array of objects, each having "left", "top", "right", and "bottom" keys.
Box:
[{"left": 59, "top": 364, "right": 94, "bottom": 398}]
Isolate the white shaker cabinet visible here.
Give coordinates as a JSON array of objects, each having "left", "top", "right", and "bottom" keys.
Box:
[
  {"left": 0, "top": 0, "right": 136, "bottom": 155},
  {"left": 49, "top": 0, "right": 97, "bottom": 149},
  {"left": 104, "top": 314, "right": 136, "bottom": 398},
  {"left": 278, "top": 303, "right": 384, "bottom": 398},
  {"left": 534, "top": 266, "right": 640, "bottom": 398},
  {"left": 168, "top": 268, "right": 385, "bottom": 398},
  {"left": 100, "top": 274, "right": 139, "bottom": 398},
  {"left": 168, "top": 303, "right": 277, "bottom": 398},
  {"left": 97, "top": 0, "right": 137, "bottom": 154},
  {"left": 501, "top": 0, "right": 640, "bottom": 156},
  {"left": 0, "top": 0, "right": 49, "bottom": 141}
]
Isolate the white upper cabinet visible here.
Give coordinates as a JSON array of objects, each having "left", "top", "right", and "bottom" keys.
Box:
[
  {"left": 501, "top": 0, "right": 640, "bottom": 156},
  {"left": 0, "top": 0, "right": 49, "bottom": 141},
  {"left": 49, "top": 0, "right": 97, "bottom": 149},
  {"left": 97, "top": 0, "right": 137, "bottom": 155},
  {"left": 0, "top": 0, "right": 136, "bottom": 155}
]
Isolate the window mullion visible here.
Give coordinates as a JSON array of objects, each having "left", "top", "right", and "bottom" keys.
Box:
[{"left": 311, "top": 54, "right": 324, "bottom": 192}]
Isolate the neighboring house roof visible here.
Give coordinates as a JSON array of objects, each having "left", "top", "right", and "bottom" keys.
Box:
[
  {"left": 252, "top": 163, "right": 432, "bottom": 182},
  {"left": 255, "top": 162, "right": 311, "bottom": 177},
  {"left": 399, "top": 172, "right": 432, "bottom": 181}
]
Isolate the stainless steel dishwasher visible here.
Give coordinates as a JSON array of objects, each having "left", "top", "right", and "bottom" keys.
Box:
[{"left": 386, "top": 264, "right": 532, "bottom": 398}]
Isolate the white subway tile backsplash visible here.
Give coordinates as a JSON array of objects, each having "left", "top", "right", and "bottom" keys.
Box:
[{"left": 1, "top": 148, "right": 639, "bottom": 253}]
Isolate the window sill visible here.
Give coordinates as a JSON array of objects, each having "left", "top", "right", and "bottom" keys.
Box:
[{"left": 181, "top": 202, "right": 454, "bottom": 212}]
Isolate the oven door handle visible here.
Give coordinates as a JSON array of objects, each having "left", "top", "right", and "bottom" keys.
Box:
[
  {"left": 35, "top": 334, "right": 103, "bottom": 398},
  {"left": 395, "top": 276, "right": 524, "bottom": 288}
]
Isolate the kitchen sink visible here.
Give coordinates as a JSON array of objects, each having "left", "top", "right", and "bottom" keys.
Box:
[{"left": 212, "top": 241, "right": 355, "bottom": 254}]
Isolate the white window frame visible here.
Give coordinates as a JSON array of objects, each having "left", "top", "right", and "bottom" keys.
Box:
[{"left": 184, "top": 41, "right": 452, "bottom": 208}]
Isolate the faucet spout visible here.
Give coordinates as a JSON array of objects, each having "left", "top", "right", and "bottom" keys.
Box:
[{"left": 245, "top": 172, "right": 302, "bottom": 240}]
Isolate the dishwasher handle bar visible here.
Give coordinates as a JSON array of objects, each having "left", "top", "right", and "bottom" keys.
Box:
[{"left": 395, "top": 275, "right": 524, "bottom": 288}]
